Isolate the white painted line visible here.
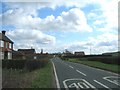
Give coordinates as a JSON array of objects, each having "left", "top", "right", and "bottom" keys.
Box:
[
  {"left": 69, "top": 65, "right": 74, "bottom": 69},
  {"left": 77, "top": 82, "right": 84, "bottom": 88},
  {"left": 51, "top": 61, "right": 60, "bottom": 89},
  {"left": 72, "top": 62, "right": 119, "bottom": 76},
  {"left": 103, "top": 76, "right": 120, "bottom": 86},
  {"left": 82, "top": 79, "right": 96, "bottom": 89},
  {"left": 94, "top": 80, "right": 112, "bottom": 90},
  {"left": 63, "top": 78, "right": 96, "bottom": 89},
  {"left": 76, "top": 70, "right": 87, "bottom": 76}
]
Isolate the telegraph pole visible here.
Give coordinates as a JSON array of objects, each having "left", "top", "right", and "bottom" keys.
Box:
[{"left": 90, "top": 44, "right": 92, "bottom": 55}]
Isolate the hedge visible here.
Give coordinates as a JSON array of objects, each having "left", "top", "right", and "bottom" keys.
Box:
[
  {"left": 62, "top": 55, "right": 120, "bottom": 65},
  {"left": 2, "top": 59, "right": 49, "bottom": 71}
]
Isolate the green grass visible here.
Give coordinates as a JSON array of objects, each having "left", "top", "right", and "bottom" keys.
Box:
[
  {"left": 2, "top": 60, "right": 54, "bottom": 88},
  {"left": 67, "top": 58, "right": 120, "bottom": 73},
  {"left": 31, "top": 61, "right": 53, "bottom": 88},
  {"left": 2, "top": 68, "right": 36, "bottom": 88}
]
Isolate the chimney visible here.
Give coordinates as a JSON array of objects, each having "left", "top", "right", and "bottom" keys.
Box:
[{"left": 2, "top": 30, "right": 6, "bottom": 35}]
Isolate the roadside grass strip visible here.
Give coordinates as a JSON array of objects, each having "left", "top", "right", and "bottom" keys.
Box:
[
  {"left": 68, "top": 59, "right": 120, "bottom": 73},
  {"left": 31, "top": 61, "right": 53, "bottom": 88}
]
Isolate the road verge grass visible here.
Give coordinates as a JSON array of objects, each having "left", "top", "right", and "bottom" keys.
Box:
[
  {"left": 67, "top": 58, "right": 120, "bottom": 73},
  {"left": 31, "top": 61, "right": 54, "bottom": 88},
  {"left": 2, "top": 59, "right": 54, "bottom": 88}
]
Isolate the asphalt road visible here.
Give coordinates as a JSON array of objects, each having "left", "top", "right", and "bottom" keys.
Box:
[{"left": 51, "top": 57, "right": 120, "bottom": 90}]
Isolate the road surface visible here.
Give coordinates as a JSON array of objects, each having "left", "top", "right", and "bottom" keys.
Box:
[{"left": 51, "top": 57, "right": 120, "bottom": 90}]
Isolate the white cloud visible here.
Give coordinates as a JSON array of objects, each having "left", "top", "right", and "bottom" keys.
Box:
[
  {"left": 59, "top": 32, "right": 118, "bottom": 54},
  {"left": 3, "top": 0, "right": 118, "bottom": 33},
  {"left": 1, "top": 0, "right": 119, "bottom": 53},
  {"left": 87, "top": 0, "right": 118, "bottom": 33},
  {"left": 6, "top": 29, "right": 56, "bottom": 51},
  {"left": 1, "top": 6, "right": 93, "bottom": 32}
]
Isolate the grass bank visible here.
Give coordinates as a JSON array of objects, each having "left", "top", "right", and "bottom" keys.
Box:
[
  {"left": 31, "top": 61, "right": 54, "bottom": 88},
  {"left": 67, "top": 58, "right": 120, "bottom": 73},
  {"left": 2, "top": 59, "right": 54, "bottom": 88}
]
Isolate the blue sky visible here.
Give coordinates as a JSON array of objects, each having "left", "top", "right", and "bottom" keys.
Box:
[
  {"left": 38, "top": 6, "right": 73, "bottom": 18},
  {"left": 0, "top": 0, "right": 118, "bottom": 54}
]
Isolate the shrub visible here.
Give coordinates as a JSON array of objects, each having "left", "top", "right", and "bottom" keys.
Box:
[
  {"left": 2, "top": 59, "right": 49, "bottom": 71},
  {"left": 2, "top": 60, "right": 26, "bottom": 69},
  {"left": 86, "top": 56, "right": 119, "bottom": 65},
  {"left": 25, "top": 60, "right": 48, "bottom": 72}
]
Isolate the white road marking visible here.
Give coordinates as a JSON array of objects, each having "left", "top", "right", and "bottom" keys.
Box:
[
  {"left": 51, "top": 61, "right": 60, "bottom": 89},
  {"left": 103, "top": 76, "right": 120, "bottom": 86},
  {"left": 76, "top": 70, "right": 87, "bottom": 76},
  {"left": 82, "top": 79, "right": 97, "bottom": 89},
  {"left": 69, "top": 83, "right": 79, "bottom": 89},
  {"left": 69, "top": 65, "right": 74, "bottom": 69},
  {"left": 94, "top": 80, "right": 112, "bottom": 90},
  {"left": 63, "top": 78, "right": 96, "bottom": 90},
  {"left": 72, "top": 62, "right": 119, "bottom": 76},
  {"left": 77, "top": 82, "right": 84, "bottom": 88}
]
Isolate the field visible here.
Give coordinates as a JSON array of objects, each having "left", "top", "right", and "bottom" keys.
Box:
[
  {"left": 2, "top": 58, "right": 54, "bottom": 88},
  {"left": 62, "top": 56, "right": 120, "bottom": 73}
]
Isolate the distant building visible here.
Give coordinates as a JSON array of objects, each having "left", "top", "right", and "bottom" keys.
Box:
[
  {"left": 12, "top": 50, "right": 24, "bottom": 60},
  {"left": 74, "top": 51, "right": 85, "bottom": 56},
  {"left": 0, "top": 31, "right": 14, "bottom": 59},
  {"left": 62, "top": 49, "right": 73, "bottom": 56},
  {"left": 18, "top": 49, "right": 36, "bottom": 54},
  {"left": 17, "top": 49, "right": 36, "bottom": 59}
]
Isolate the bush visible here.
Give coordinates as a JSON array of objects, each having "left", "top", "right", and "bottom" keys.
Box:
[
  {"left": 25, "top": 60, "right": 48, "bottom": 71},
  {"left": 2, "top": 60, "right": 26, "bottom": 69},
  {"left": 2, "top": 59, "right": 49, "bottom": 71},
  {"left": 86, "top": 56, "right": 119, "bottom": 65},
  {"left": 62, "top": 55, "right": 119, "bottom": 65}
]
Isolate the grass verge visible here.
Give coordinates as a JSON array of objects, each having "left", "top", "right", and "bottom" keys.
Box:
[
  {"left": 31, "top": 61, "right": 53, "bottom": 88},
  {"left": 2, "top": 60, "right": 54, "bottom": 88},
  {"left": 67, "top": 58, "right": 120, "bottom": 73},
  {"left": 2, "top": 68, "right": 36, "bottom": 88}
]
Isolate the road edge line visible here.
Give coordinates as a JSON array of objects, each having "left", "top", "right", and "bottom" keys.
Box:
[{"left": 51, "top": 61, "right": 60, "bottom": 89}]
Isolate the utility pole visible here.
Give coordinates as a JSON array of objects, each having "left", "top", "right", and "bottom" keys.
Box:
[
  {"left": 90, "top": 44, "right": 92, "bottom": 55},
  {"left": 41, "top": 49, "right": 43, "bottom": 54}
]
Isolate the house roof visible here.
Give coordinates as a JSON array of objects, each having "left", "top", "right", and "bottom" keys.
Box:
[
  {"left": 18, "top": 49, "right": 36, "bottom": 54},
  {"left": 74, "top": 51, "right": 85, "bottom": 55},
  {"left": 75, "top": 51, "right": 85, "bottom": 53},
  {"left": 0, "top": 33, "right": 13, "bottom": 44},
  {"left": 12, "top": 50, "right": 24, "bottom": 55}
]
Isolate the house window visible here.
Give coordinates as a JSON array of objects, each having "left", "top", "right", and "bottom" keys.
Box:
[
  {"left": 5, "top": 42, "right": 9, "bottom": 48},
  {"left": 0, "top": 52, "right": 4, "bottom": 59},
  {"left": 8, "top": 52, "right": 12, "bottom": 59},
  {"left": 9, "top": 43, "right": 12, "bottom": 49},
  {"left": 0, "top": 40, "right": 4, "bottom": 47},
  {"left": 34, "top": 56, "right": 37, "bottom": 59}
]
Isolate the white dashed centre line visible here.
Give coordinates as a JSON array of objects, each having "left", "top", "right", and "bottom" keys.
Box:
[
  {"left": 69, "top": 65, "right": 74, "bottom": 69},
  {"left": 76, "top": 70, "right": 87, "bottom": 76}
]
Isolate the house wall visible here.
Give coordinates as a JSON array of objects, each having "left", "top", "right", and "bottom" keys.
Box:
[
  {"left": 0, "top": 40, "right": 13, "bottom": 59},
  {"left": 0, "top": 52, "right": 4, "bottom": 60},
  {"left": 8, "top": 52, "right": 12, "bottom": 59}
]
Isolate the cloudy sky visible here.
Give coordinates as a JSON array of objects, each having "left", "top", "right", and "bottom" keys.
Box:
[{"left": 0, "top": 0, "right": 119, "bottom": 54}]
